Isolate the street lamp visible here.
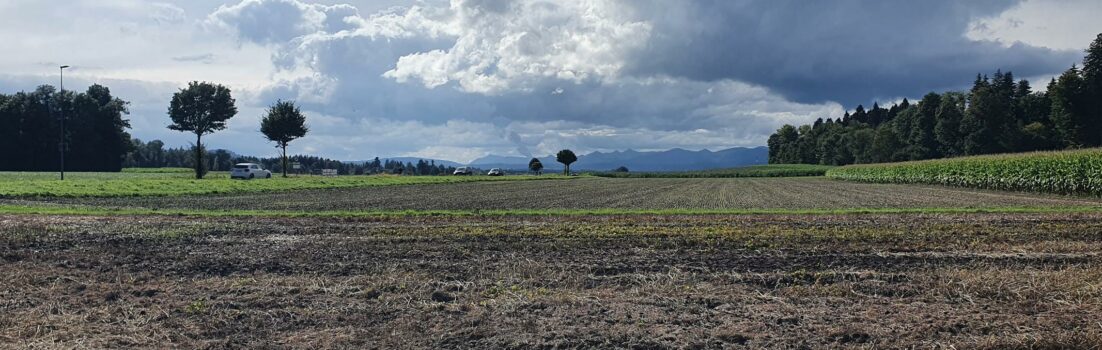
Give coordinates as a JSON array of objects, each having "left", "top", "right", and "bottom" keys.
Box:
[{"left": 59, "top": 65, "right": 69, "bottom": 180}]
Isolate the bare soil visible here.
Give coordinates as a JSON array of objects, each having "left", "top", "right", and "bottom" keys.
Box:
[
  {"left": 19, "top": 177, "right": 1102, "bottom": 211},
  {"left": 2, "top": 213, "right": 1102, "bottom": 348}
]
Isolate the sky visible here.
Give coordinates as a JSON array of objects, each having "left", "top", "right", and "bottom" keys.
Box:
[{"left": 1, "top": 0, "right": 1100, "bottom": 163}]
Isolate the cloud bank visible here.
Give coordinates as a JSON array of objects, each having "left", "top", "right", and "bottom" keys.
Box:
[{"left": 0, "top": 0, "right": 1091, "bottom": 162}]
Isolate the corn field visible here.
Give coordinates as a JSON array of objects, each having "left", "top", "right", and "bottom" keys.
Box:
[{"left": 826, "top": 148, "right": 1102, "bottom": 196}]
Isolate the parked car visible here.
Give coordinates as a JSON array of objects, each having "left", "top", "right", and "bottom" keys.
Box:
[
  {"left": 453, "top": 166, "right": 473, "bottom": 175},
  {"left": 487, "top": 168, "right": 504, "bottom": 176},
  {"left": 231, "top": 163, "right": 272, "bottom": 179}
]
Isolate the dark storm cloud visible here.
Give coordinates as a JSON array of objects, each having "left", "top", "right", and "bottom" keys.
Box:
[
  {"left": 625, "top": 0, "right": 1081, "bottom": 105},
  {"left": 235, "top": 0, "right": 834, "bottom": 133},
  {"left": 201, "top": 0, "right": 1087, "bottom": 159}
]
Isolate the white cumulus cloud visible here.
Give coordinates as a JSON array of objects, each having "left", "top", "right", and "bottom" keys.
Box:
[{"left": 382, "top": 0, "right": 652, "bottom": 94}]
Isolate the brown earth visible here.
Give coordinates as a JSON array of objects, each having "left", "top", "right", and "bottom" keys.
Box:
[
  {"left": 16, "top": 177, "right": 1102, "bottom": 211},
  {"left": 2, "top": 213, "right": 1102, "bottom": 349}
]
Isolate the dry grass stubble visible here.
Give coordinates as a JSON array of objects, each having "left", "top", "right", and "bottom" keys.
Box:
[{"left": 2, "top": 213, "right": 1101, "bottom": 348}]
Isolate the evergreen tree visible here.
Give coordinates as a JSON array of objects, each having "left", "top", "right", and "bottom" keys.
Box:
[
  {"left": 870, "top": 102, "right": 890, "bottom": 126},
  {"left": 1050, "top": 66, "right": 1089, "bottom": 147},
  {"left": 934, "top": 92, "right": 966, "bottom": 157},
  {"left": 1082, "top": 33, "right": 1102, "bottom": 146},
  {"left": 961, "top": 75, "right": 1002, "bottom": 155},
  {"left": 910, "top": 92, "right": 942, "bottom": 159},
  {"left": 759, "top": 34, "right": 1102, "bottom": 165},
  {"left": 851, "top": 105, "right": 868, "bottom": 124}
]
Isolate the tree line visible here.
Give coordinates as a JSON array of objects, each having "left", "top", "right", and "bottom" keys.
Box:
[
  {"left": 0, "top": 85, "right": 132, "bottom": 171},
  {"left": 768, "top": 33, "right": 1102, "bottom": 165},
  {"left": 124, "top": 139, "right": 458, "bottom": 175},
  {"left": 1, "top": 79, "right": 558, "bottom": 177}
]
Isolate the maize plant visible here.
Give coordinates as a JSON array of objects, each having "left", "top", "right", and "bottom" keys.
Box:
[{"left": 826, "top": 148, "right": 1102, "bottom": 196}]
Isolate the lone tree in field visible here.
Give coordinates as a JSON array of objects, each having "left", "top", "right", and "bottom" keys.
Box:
[
  {"left": 260, "top": 100, "right": 309, "bottom": 177},
  {"left": 556, "top": 149, "right": 577, "bottom": 175},
  {"left": 168, "top": 81, "right": 237, "bottom": 179},
  {"left": 528, "top": 157, "right": 543, "bottom": 175}
]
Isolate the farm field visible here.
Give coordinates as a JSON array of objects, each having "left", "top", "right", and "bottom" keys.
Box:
[
  {"left": 592, "top": 164, "right": 837, "bottom": 178},
  {"left": 827, "top": 148, "right": 1102, "bottom": 196},
  {"left": 14, "top": 177, "right": 1102, "bottom": 214},
  {"left": 2, "top": 213, "right": 1100, "bottom": 348},
  {"left": 4, "top": 174, "right": 1102, "bottom": 348},
  {"left": 0, "top": 171, "right": 567, "bottom": 198}
]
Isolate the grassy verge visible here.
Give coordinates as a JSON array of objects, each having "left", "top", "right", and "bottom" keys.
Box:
[
  {"left": 827, "top": 148, "right": 1102, "bottom": 196},
  {"left": 591, "top": 164, "right": 835, "bottom": 178},
  {"left": 0, "top": 172, "right": 577, "bottom": 198},
  {"left": 121, "top": 167, "right": 194, "bottom": 173},
  {"left": 2, "top": 204, "right": 1099, "bottom": 218}
]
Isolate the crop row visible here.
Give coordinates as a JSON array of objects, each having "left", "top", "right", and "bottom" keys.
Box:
[
  {"left": 0, "top": 172, "right": 572, "bottom": 198},
  {"left": 826, "top": 148, "right": 1102, "bottom": 196},
  {"left": 591, "top": 164, "right": 836, "bottom": 178},
  {"left": 28, "top": 177, "right": 1101, "bottom": 212}
]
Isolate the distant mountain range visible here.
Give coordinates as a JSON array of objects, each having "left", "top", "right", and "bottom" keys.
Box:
[
  {"left": 346, "top": 157, "right": 464, "bottom": 168},
  {"left": 345, "top": 147, "right": 768, "bottom": 172},
  {"left": 467, "top": 147, "right": 768, "bottom": 172}
]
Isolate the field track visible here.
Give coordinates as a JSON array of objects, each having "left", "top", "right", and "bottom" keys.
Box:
[
  {"left": 23, "top": 177, "right": 1102, "bottom": 212},
  {"left": 2, "top": 213, "right": 1100, "bottom": 348}
]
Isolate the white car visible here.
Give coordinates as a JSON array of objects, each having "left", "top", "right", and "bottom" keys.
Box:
[
  {"left": 453, "top": 166, "right": 473, "bottom": 175},
  {"left": 487, "top": 168, "right": 504, "bottom": 176},
  {"left": 231, "top": 163, "right": 272, "bottom": 179}
]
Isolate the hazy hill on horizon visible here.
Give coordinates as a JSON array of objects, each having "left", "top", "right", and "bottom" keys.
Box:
[
  {"left": 467, "top": 147, "right": 768, "bottom": 172},
  {"left": 345, "top": 157, "right": 464, "bottom": 168}
]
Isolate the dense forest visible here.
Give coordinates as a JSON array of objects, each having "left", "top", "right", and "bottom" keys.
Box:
[
  {"left": 768, "top": 33, "right": 1102, "bottom": 165},
  {"left": 124, "top": 139, "right": 458, "bottom": 175},
  {"left": 0, "top": 85, "right": 133, "bottom": 171}
]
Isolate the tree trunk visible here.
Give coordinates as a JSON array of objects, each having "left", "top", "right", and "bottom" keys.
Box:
[
  {"left": 282, "top": 144, "right": 288, "bottom": 178},
  {"left": 564, "top": 164, "right": 570, "bottom": 176},
  {"left": 194, "top": 133, "right": 203, "bottom": 179}
]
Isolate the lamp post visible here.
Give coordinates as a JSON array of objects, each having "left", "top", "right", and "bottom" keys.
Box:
[{"left": 59, "top": 65, "right": 69, "bottom": 180}]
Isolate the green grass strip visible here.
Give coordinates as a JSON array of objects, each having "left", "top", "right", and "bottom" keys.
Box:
[
  {"left": 0, "top": 173, "right": 581, "bottom": 198},
  {"left": 2, "top": 204, "right": 1101, "bottom": 218}
]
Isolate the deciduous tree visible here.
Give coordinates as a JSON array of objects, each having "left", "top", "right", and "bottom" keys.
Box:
[
  {"left": 167, "top": 81, "right": 237, "bottom": 179},
  {"left": 260, "top": 100, "right": 309, "bottom": 177},
  {"left": 556, "top": 149, "right": 577, "bottom": 175},
  {"left": 528, "top": 157, "right": 543, "bottom": 175}
]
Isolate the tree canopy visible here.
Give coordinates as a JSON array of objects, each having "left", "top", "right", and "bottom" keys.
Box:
[
  {"left": 556, "top": 149, "right": 577, "bottom": 175},
  {"left": 528, "top": 157, "right": 543, "bottom": 174},
  {"left": 767, "top": 33, "right": 1102, "bottom": 165},
  {"left": 0, "top": 84, "right": 132, "bottom": 171},
  {"left": 168, "top": 81, "right": 237, "bottom": 179},
  {"left": 260, "top": 100, "right": 309, "bottom": 177}
]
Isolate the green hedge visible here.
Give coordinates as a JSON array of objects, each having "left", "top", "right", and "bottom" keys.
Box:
[{"left": 826, "top": 148, "right": 1102, "bottom": 196}]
